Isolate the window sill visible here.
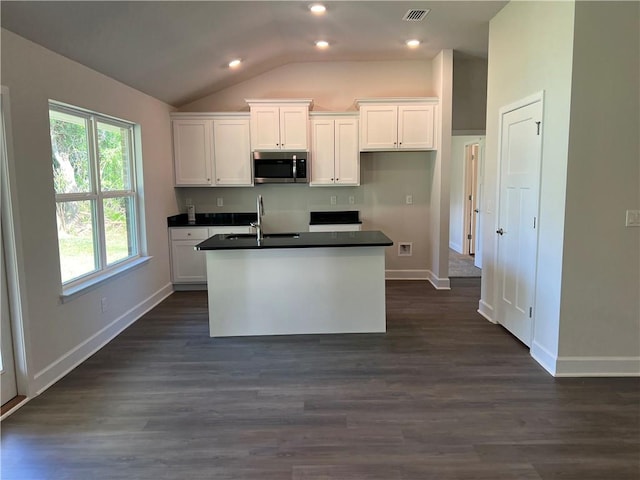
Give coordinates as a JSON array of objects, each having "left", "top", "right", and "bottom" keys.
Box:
[{"left": 60, "top": 256, "right": 152, "bottom": 303}]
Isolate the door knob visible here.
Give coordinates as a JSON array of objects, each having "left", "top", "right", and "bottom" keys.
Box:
[
  {"left": 496, "top": 228, "right": 505, "bottom": 235},
  {"left": 474, "top": 209, "right": 479, "bottom": 213}
]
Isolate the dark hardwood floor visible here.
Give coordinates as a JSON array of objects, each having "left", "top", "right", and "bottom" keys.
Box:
[{"left": 2, "top": 279, "right": 639, "bottom": 479}]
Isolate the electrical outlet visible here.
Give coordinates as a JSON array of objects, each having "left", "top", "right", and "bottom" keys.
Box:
[
  {"left": 217, "top": 197, "right": 224, "bottom": 207},
  {"left": 330, "top": 195, "right": 337, "bottom": 205},
  {"left": 406, "top": 195, "right": 413, "bottom": 205},
  {"left": 398, "top": 243, "right": 413, "bottom": 256},
  {"left": 349, "top": 196, "right": 355, "bottom": 205},
  {"left": 100, "top": 297, "right": 108, "bottom": 313},
  {"left": 626, "top": 209, "right": 640, "bottom": 227}
]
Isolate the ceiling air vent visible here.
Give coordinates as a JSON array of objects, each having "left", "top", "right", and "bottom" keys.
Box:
[{"left": 402, "top": 9, "right": 430, "bottom": 22}]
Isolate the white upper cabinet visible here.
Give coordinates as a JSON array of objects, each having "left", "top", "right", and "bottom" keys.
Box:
[
  {"left": 173, "top": 119, "right": 213, "bottom": 185},
  {"left": 212, "top": 118, "right": 252, "bottom": 186},
  {"left": 310, "top": 114, "right": 359, "bottom": 186},
  {"left": 357, "top": 98, "right": 437, "bottom": 151},
  {"left": 246, "top": 99, "right": 312, "bottom": 151},
  {"left": 172, "top": 113, "right": 252, "bottom": 187}
]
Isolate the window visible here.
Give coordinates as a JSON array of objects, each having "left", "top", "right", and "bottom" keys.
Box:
[{"left": 49, "top": 103, "right": 141, "bottom": 288}]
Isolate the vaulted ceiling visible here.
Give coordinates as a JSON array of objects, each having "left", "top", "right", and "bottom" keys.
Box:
[{"left": 1, "top": 1, "right": 507, "bottom": 107}]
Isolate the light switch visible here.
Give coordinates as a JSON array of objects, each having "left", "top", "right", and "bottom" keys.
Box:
[
  {"left": 406, "top": 195, "right": 413, "bottom": 205},
  {"left": 626, "top": 209, "right": 640, "bottom": 227}
]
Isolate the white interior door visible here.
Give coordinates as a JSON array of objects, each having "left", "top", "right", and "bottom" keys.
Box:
[
  {"left": 496, "top": 97, "right": 543, "bottom": 347},
  {"left": 0, "top": 91, "right": 18, "bottom": 405}
]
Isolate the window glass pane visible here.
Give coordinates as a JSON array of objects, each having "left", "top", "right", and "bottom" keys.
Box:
[
  {"left": 104, "top": 197, "right": 136, "bottom": 265},
  {"left": 97, "top": 122, "right": 131, "bottom": 192},
  {"left": 50, "top": 110, "right": 91, "bottom": 194},
  {"left": 56, "top": 200, "right": 97, "bottom": 282}
]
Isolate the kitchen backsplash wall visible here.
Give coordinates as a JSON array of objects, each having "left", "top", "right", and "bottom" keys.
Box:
[{"left": 175, "top": 151, "right": 434, "bottom": 271}]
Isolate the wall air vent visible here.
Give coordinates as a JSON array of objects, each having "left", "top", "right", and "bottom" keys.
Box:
[{"left": 402, "top": 9, "right": 430, "bottom": 21}]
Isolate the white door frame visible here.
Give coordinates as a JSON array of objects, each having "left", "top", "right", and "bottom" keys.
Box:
[
  {"left": 0, "top": 86, "right": 31, "bottom": 406},
  {"left": 462, "top": 142, "right": 480, "bottom": 256},
  {"left": 493, "top": 91, "right": 544, "bottom": 347}
]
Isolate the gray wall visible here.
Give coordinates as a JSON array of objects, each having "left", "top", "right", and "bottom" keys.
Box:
[
  {"left": 452, "top": 53, "right": 488, "bottom": 133},
  {"left": 484, "top": 0, "right": 639, "bottom": 375},
  {"left": 1, "top": 29, "right": 178, "bottom": 395}
]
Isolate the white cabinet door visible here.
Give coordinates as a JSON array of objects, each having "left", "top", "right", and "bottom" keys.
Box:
[
  {"left": 398, "top": 104, "right": 435, "bottom": 150},
  {"left": 279, "top": 106, "right": 308, "bottom": 150},
  {"left": 171, "top": 241, "right": 207, "bottom": 283},
  {"left": 173, "top": 119, "right": 212, "bottom": 185},
  {"left": 334, "top": 118, "right": 359, "bottom": 185},
  {"left": 359, "top": 105, "right": 398, "bottom": 150},
  {"left": 213, "top": 118, "right": 252, "bottom": 186},
  {"left": 247, "top": 100, "right": 311, "bottom": 151},
  {"left": 310, "top": 118, "right": 336, "bottom": 185},
  {"left": 310, "top": 116, "right": 359, "bottom": 186},
  {"left": 250, "top": 106, "right": 281, "bottom": 150}
]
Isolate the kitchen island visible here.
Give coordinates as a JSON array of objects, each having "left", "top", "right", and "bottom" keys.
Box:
[{"left": 196, "top": 230, "right": 393, "bottom": 337}]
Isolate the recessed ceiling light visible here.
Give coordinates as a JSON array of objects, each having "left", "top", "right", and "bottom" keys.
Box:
[
  {"left": 228, "top": 59, "right": 241, "bottom": 68},
  {"left": 309, "top": 4, "right": 326, "bottom": 14},
  {"left": 406, "top": 39, "right": 421, "bottom": 48},
  {"left": 315, "top": 40, "right": 329, "bottom": 49}
]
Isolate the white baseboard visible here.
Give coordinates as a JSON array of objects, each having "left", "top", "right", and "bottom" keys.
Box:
[
  {"left": 449, "top": 241, "right": 462, "bottom": 254},
  {"left": 530, "top": 341, "right": 557, "bottom": 376},
  {"left": 385, "top": 270, "right": 450, "bottom": 290},
  {"left": 385, "top": 269, "right": 429, "bottom": 280},
  {"left": 32, "top": 283, "right": 173, "bottom": 395},
  {"left": 555, "top": 356, "right": 640, "bottom": 377},
  {"left": 477, "top": 299, "right": 496, "bottom": 323},
  {"left": 426, "top": 270, "right": 451, "bottom": 290},
  {"left": 530, "top": 341, "right": 640, "bottom": 377}
]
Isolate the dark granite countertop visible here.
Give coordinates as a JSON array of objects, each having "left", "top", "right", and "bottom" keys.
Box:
[
  {"left": 309, "top": 210, "right": 361, "bottom": 225},
  {"left": 168, "top": 212, "right": 257, "bottom": 227},
  {"left": 196, "top": 230, "right": 392, "bottom": 251}
]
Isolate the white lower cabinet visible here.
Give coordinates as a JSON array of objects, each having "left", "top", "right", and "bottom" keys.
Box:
[
  {"left": 308, "top": 224, "right": 362, "bottom": 232},
  {"left": 170, "top": 226, "right": 253, "bottom": 285}
]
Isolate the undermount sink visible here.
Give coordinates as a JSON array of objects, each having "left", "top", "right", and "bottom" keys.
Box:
[{"left": 225, "top": 233, "right": 300, "bottom": 240}]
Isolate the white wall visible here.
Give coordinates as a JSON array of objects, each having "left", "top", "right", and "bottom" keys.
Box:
[
  {"left": 483, "top": 2, "right": 575, "bottom": 365},
  {"left": 1, "top": 29, "right": 177, "bottom": 395},
  {"left": 558, "top": 2, "right": 639, "bottom": 373},
  {"left": 450, "top": 135, "right": 485, "bottom": 253},
  {"left": 176, "top": 60, "right": 443, "bottom": 278}
]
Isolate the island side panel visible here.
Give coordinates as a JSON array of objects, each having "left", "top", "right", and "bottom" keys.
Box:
[{"left": 205, "top": 246, "right": 387, "bottom": 337}]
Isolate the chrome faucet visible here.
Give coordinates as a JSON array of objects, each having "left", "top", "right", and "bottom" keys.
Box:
[{"left": 251, "top": 194, "right": 264, "bottom": 242}]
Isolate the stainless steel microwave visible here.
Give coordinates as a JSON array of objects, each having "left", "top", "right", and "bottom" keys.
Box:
[{"left": 253, "top": 151, "right": 309, "bottom": 184}]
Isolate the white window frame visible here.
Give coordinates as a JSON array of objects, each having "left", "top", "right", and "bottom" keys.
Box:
[{"left": 49, "top": 102, "right": 148, "bottom": 299}]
